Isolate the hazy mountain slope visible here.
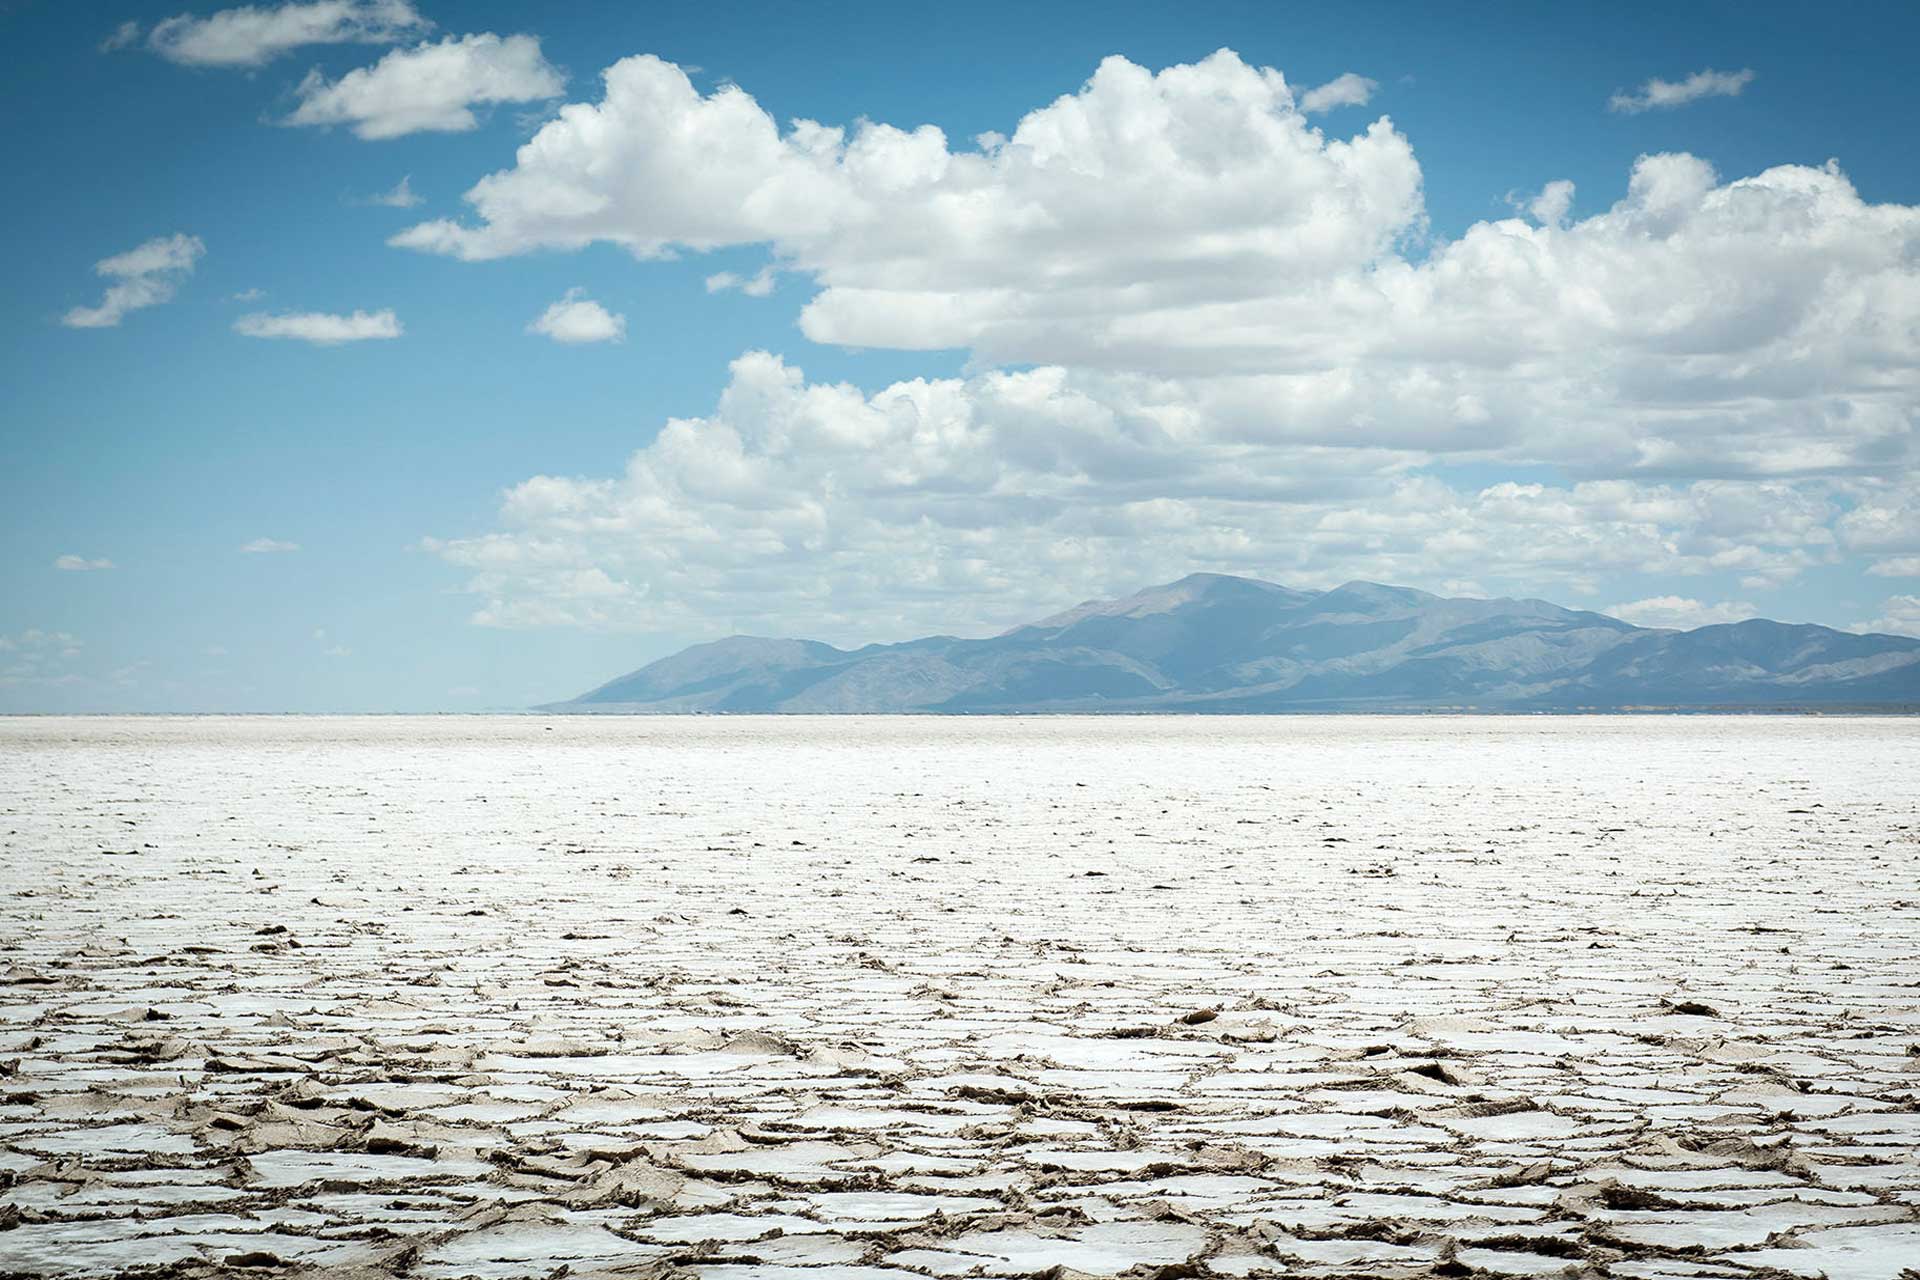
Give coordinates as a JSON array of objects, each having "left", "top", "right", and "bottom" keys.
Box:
[
  {"left": 1548, "top": 620, "right": 1920, "bottom": 706},
  {"left": 555, "top": 574, "right": 1920, "bottom": 712},
  {"left": 571, "top": 637, "right": 848, "bottom": 711}
]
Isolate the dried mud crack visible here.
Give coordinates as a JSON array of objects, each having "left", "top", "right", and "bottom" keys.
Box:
[{"left": 1, "top": 715, "right": 1917, "bottom": 1279}]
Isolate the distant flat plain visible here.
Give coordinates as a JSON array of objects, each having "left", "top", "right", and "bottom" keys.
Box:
[{"left": 1, "top": 715, "right": 1917, "bottom": 1278}]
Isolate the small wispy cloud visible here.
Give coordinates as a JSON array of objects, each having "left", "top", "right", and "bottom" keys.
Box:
[
  {"left": 1609, "top": 67, "right": 1756, "bottom": 114},
  {"left": 234, "top": 308, "right": 402, "bottom": 344},
  {"left": 110, "top": 660, "right": 151, "bottom": 686},
  {"left": 140, "top": 0, "right": 430, "bottom": 69},
  {"left": 1866, "top": 556, "right": 1920, "bottom": 578},
  {"left": 527, "top": 288, "right": 626, "bottom": 344},
  {"left": 53, "top": 554, "right": 115, "bottom": 572},
  {"left": 0, "top": 629, "right": 82, "bottom": 654},
  {"left": 1855, "top": 595, "right": 1920, "bottom": 638},
  {"left": 1606, "top": 596, "right": 1758, "bottom": 630},
  {"left": 1298, "top": 72, "right": 1378, "bottom": 115},
  {"left": 1523, "top": 179, "right": 1575, "bottom": 227},
  {"left": 704, "top": 268, "right": 777, "bottom": 298},
  {"left": 284, "top": 33, "right": 563, "bottom": 140},
  {"left": 363, "top": 175, "right": 423, "bottom": 208},
  {"left": 62, "top": 233, "right": 204, "bottom": 329},
  {"left": 1, "top": 630, "right": 86, "bottom": 688},
  {"left": 240, "top": 537, "right": 300, "bottom": 554},
  {"left": 99, "top": 20, "right": 142, "bottom": 53},
  {"left": 313, "top": 627, "right": 352, "bottom": 658}
]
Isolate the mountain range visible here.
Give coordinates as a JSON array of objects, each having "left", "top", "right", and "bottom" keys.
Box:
[{"left": 554, "top": 574, "right": 1920, "bottom": 713}]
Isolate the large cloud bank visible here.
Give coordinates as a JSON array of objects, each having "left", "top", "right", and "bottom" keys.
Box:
[{"left": 402, "top": 50, "right": 1919, "bottom": 637}]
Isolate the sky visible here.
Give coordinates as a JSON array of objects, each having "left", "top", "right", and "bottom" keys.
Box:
[{"left": 4, "top": 0, "right": 1919, "bottom": 712}]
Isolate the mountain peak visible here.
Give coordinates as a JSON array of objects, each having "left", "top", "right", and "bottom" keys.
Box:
[
  {"left": 1321, "top": 580, "right": 1438, "bottom": 606},
  {"left": 1020, "top": 572, "right": 1314, "bottom": 633},
  {"left": 554, "top": 575, "right": 1920, "bottom": 713}
]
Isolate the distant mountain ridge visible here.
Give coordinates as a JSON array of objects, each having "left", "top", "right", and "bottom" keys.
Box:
[{"left": 556, "top": 573, "right": 1920, "bottom": 712}]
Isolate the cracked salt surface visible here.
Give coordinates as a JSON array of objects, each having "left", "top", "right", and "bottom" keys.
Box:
[{"left": 1, "top": 714, "right": 1918, "bottom": 1279}]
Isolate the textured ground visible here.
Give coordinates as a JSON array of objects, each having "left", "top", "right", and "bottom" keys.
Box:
[{"left": 1, "top": 715, "right": 1917, "bottom": 1280}]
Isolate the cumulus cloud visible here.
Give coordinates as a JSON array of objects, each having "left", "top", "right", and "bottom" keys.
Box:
[
  {"left": 285, "top": 32, "right": 563, "bottom": 139},
  {"left": 389, "top": 55, "right": 1918, "bottom": 474},
  {"left": 140, "top": 0, "right": 426, "bottom": 68},
  {"left": 1838, "top": 490, "right": 1920, "bottom": 574},
  {"left": 240, "top": 537, "right": 300, "bottom": 553},
  {"left": 1298, "top": 72, "right": 1377, "bottom": 114},
  {"left": 400, "top": 49, "right": 1917, "bottom": 637},
  {"left": 527, "top": 289, "right": 626, "bottom": 344},
  {"left": 143, "top": 0, "right": 426, "bottom": 68},
  {"left": 234, "top": 308, "right": 402, "bottom": 343},
  {"left": 1605, "top": 596, "right": 1759, "bottom": 630},
  {"left": 61, "top": 233, "right": 204, "bottom": 329},
  {"left": 53, "top": 555, "right": 115, "bottom": 572},
  {"left": 1856, "top": 595, "right": 1920, "bottom": 638},
  {"left": 1609, "top": 68, "right": 1756, "bottom": 114},
  {"left": 424, "top": 351, "right": 1849, "bottom": 637},
  {"left": 391, "top": 52, "right": 1425, "bottom": 326}
]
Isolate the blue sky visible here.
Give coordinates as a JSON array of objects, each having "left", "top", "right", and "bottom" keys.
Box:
[{"left": 4, "top": 0, "right": 1919, "bottom": 711}]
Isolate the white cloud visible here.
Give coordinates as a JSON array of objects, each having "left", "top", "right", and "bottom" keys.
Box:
[
  {"left": 391, "top": 52, "right": 1424, "bottom": 311},
  {"left": 1609, "top": 67, "right": 1756, "bottom": 114},
  {"left": 110, "top": 660, "right": 151, "bottom": 686},
  {"left": 234, "top": 308, "right": 402, "bottom": 343},
  {"left": 1839, "top": 492, "right": 1920, "bottom": 553},
  {"left": 395, "top": 53, "right": 1919, "bottom": 474},
  {"left": 53, "top": 555, "right": 115, "bottom": 572},
  {"left": 1837, "top": 489, "right": 1920, "bottom": 578},
  {"left": 1605, "top": 596, "right": 1759, "bottom": 630},
  {"left": 1298, "top": 72, "right": 1377, "bottom": 114},
  {"left": 527, "top": 288, "right": 626, "bottom": 344},
  {"left": 240, "top": 537, "right": 300, "bottom": 553},
  {"left": 1525, "top": 178, "right": 1574, "bottom": 227},
  {"left": 705, "top": 268, "right": 778, "bottom": 297},
  {"left": 365, "top": 175, "right": 422, "bottom": 207},
  {"left": 285, "top": 32, "right": 563, "bottom": 140},
  {"left": 62, "top": 233, "right": 204, "bottom": 329},
  {"left": 145, "top": 0, "right": 427, "bottom": 68},
  {"left": 101, "top": 20, "right": 142, "bottom": 53},
  {"left": 1856, "top": 595, "right": 1920, "bottom": 638},
  {"left": 230, "top": 287, "right": 266, "bottom": 302},
  {"left": 0, "top": 631, "right": 85, "bottom": 689},
  {"left": 399, "top": 49, "right": 1918, "bottom": 637},
  {"left": 424, "top": 351, "right": 1847, "bottom": 637},
  {"left": 0, "top": 630, "right": 81, "bottom": 653}
]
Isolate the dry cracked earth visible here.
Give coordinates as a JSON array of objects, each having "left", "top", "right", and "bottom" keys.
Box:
[{"left": 1, "top": 715, "right": 1918, "bottom": 1280}]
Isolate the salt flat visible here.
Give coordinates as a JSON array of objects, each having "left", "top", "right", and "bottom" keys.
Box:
[{"left": 1, "top": 715, "right": 1917, "bottom": 1279}]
